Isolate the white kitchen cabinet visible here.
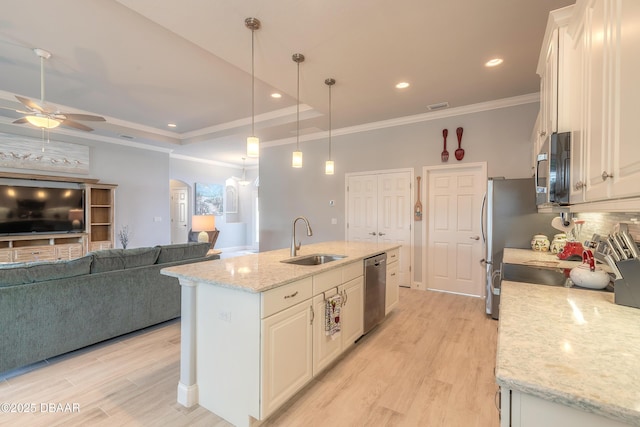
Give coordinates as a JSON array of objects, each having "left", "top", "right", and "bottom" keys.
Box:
[
  {"left": 385, "top": 248, "right": 399, "bottom": 314},
  {"left": 568, "top": 0, "right": 640, "bottom": 203},
  {"left": 261, "top": 299, "right": 313, "bottom": 418},
  {"left": 502, "top": 389, "right": 631, "bottom": 427},
  {"left": 312, "top": 263, "right": 364, "bottom": 375},
  {"left": 341, "top": 277, "right": 364, "bottom": 351},
  {"left": 537, "top": 6, "right": 574, "bottom": 138}
]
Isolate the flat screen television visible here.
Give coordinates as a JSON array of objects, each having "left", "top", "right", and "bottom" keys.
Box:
[{"left": 0, "top": 184, "right": 85, "bottom": 235}]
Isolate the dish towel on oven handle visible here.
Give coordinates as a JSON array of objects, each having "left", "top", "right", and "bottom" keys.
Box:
[{"left": 325, "top": 293, "right": 342, "bottom": 339}]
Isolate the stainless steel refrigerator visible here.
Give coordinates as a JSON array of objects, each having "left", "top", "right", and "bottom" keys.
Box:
[{"left": 483, "top": 177, "right": 557, "bottom": 319}]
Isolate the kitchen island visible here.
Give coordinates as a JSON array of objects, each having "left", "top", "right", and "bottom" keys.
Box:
[
  {"left": 161, "top": 241, "right": 400, "bottom": 427},
  {"left": 496, "top": 281, "right": 640, "bottom": 426}
]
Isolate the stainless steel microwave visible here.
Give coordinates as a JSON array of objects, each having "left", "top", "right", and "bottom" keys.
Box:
[{"left": 535, "top": 132, "right": 571, "bottom": 206}]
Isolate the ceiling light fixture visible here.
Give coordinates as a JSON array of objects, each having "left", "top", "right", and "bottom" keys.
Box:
[
  {"left": 292, "top": 53, "right": 305, "bottom": 168},
  {"left": 167, "top": 123, "right": 177, "bottom": 128},
  {"left": 396, "top": 82, "right": 410, "bottom": 89},
  {"left": 25, "top": 115, "right": 60, "bottom": 129},
  {"left": 271, "top": 93, "right": 282, "bottom": 99},
  {"left": 325, "top": 78, "right": 336, "bottom": 175},
  {"left": 239, "top": 157, "right": 251, "bottom": 186},
  {"left": 485, "top": 58, "right": 504, "bottom": 67},
  {"left": 245, "top": 17, "right": 261, "bottom": 158}
]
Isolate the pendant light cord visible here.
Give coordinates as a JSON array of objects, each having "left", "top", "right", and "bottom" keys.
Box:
[
  {"left": 328, "top": 83, "right": 332, "bottom": 160},
  {"left": 251, "top": 27, "right": 255, "bottom": 136},
  {"left": 296, "top": 60, "right": 300, "bottom": 150}
]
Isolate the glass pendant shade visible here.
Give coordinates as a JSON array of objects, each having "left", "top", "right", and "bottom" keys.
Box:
[
  {"left": 246, "top": 136, "right": 259, "bottom": 158},
  {"left": 325, "top": 160, "right": 335, "bottom": 175},
  {"left": 26, "top": 115, "right": 60, "bottom": 129},
  {"left": 292, "top": 151, "right": 303, "bottom": 168}
]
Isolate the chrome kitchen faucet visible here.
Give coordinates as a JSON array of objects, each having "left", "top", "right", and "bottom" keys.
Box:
[{"left": 291, "top": 216, "right": 313, "bottom": 257}]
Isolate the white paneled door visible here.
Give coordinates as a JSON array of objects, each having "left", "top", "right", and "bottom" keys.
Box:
[
  {"left": 347, "top": 171, "right": 412, "bottom": 287},
  {"left": 426, "top": 164, "right": 485, "bottom": 297},
  {"left": 171, "top": 188, "right": 189, "bottom": 244}
]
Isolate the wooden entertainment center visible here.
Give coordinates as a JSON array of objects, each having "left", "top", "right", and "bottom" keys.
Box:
[{"left": 0, "top": 172, "right": 116, "bottom": 263}]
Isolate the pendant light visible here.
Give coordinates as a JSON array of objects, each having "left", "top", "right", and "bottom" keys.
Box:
[
  {"left": 324, "top": 78, "right": 335, "bottom": 175},
  {"left": 239, "top": 157, "right": 251, "bottom": 186},
  {"left": 245, "top": 18, "right": 261, "bottom": 158},
  {"left": 292, "top": 53, "right": 305, "bottom": 168}
]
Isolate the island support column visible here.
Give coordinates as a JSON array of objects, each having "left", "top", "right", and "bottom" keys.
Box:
[{"left": 177, "top": 278, "right": 198, "bottom": 407}]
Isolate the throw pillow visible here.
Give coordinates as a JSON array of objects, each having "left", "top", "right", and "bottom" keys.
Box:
[
  {"left": 90, "top": 249, "right": 125, "bottom": 273},
  {"left": 122, "top": 246, "right": 161, "bottom": 269}
]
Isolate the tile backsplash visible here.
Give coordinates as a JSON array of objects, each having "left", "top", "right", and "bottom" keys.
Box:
[{"left": 572, "top": 212, "right": 640, "bottom": 242}]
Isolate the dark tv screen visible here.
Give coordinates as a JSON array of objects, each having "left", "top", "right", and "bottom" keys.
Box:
[{"left": 0, "top": 185, "right": 85, "bottom": 235}]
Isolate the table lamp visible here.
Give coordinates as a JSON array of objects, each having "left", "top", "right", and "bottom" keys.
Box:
[{"left": 192, "top": 215, "right": 216, "bottom": 243}]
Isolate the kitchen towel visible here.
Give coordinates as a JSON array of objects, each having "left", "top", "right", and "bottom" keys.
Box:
[{"left": 325, "top": 294, "right": 342, "bottom": 339}]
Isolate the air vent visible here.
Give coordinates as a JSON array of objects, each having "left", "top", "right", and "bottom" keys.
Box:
[
  {"left": 119, "top": 134, "right": 135, "bottom": 140},
  {"left": 427, "top": 102, "right": 450, "bottom": 111}
]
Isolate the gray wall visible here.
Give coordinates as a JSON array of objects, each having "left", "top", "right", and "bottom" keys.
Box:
[{"left": 260, "top": 102, "right": 539, "bottom": 283}]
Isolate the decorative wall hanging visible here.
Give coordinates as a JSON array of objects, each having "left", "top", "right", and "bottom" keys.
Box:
[
  {"left": 0, "top": 132, "right": 89, "bottom": 174},
  {"left": 195, "top": 183, "right": 224, "bottom": 215}
]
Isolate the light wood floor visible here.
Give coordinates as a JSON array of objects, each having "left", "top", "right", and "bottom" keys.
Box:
[{"left": 0, "top": 288, "right": 499, "bottom": 427}]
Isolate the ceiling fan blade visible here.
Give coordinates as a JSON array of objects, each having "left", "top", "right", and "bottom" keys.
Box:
[
  {"left": 61, "top": 119, "right": 94, "bottom": 132},
  {"left": 62, "top": 113, "right": 106, "bottom": 122},
  {"left": 15, "top": 95, "right": 44, "bottom": 112},
  {"left": 12, "top": 118, "right": 29, "bottom": 124}
]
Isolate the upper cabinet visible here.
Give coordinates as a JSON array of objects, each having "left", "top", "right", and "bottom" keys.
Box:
[
  {"left": 569, "top": 0, "right": 640, "bottom": 203},
  {"left": 537, "top": 6, "right": 575, "bottom": 141},
  {"left": 538, "top": 0, "right": 640, "bottom": 209}
]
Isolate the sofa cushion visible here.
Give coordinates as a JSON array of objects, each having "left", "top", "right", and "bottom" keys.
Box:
[
  {"left": 122, "top": 246, "right": 161, "bottom": 269},
  {"left": 156, "top": 242, "right": 210, "bottom": 264},
  {"left": 90, "top": 249, "right": 125, "bottom": 273},
  {"left": 0, "top": 256, "right": 93, "bottom": 287}
]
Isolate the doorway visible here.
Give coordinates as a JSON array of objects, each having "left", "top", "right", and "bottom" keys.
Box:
[
  {"left": 423, "top": 163, "right": 487, "bottom": 297},
  {"left": 170, "top": 180, "right": 190, "bottom": 244},
  {"left": 346, "top": 169, "right": 413, "bottom": 287}
]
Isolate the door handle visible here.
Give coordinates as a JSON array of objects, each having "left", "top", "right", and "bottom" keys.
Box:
[
  {"left": 369, "top": 232, "right": 377, "bottom": 236},
  {"left": 378, "top": 232, "right": 386, "bottom": 236},
  {"left": 470, "top": 236, "right": 480, "bottom": 240}
]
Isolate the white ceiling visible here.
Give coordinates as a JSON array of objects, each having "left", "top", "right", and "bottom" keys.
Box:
[{"left": 0, "top": 0, "right": 574, "bottom": 167}]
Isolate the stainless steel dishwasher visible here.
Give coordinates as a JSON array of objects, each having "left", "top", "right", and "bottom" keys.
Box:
[{"left": 363, "top": 253, "right": 387, "bottom": 334}]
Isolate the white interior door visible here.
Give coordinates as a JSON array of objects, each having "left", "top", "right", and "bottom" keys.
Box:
[
  {"left": 346, "top": 175, "right": 378, "bottom": 242},
  {"left": 171, "top": 187, "right": 189, "bottom": 243},
  {"left": 426, "top": 164, "right": 486, "bottom": 297},
  {"left": 347, "top": 171, "right": 412, "bottom": 287}
]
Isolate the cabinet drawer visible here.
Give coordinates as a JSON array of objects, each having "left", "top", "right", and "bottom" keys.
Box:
[
  {"left": 312, "top": 267, "right": 343, "bottom": 295},
  {"left": 262, "top": 277, "right": 312, "bottom": 318},
  {"left": 13, "top": 246, "right": 57, "bottom": 262},
  {"left": 387, "top": 248, "right": 400, "bottom": 264},
  {"left": 55, "top": 243, "right": 84, "bottom": 260},
  {"left": 342, "top": 261, "right": 363, "bottom": 283},
  {"left": 0, "top": 249, "right": 13, "bottom": 263}
]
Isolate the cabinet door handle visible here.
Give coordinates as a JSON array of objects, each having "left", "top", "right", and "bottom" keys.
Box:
[
  {"left": 369, "top": 232, "right": 377, "bottom": 236},
  {"left": 602, "top": 171, "right": 613, "bottom": 181},
  {"left": 310, "top": 306, "right": 314, "bottom": 325},
  {"left": 284, "top": 291, "right": 298, "bottom": 299},
  {"left": 391, "top": 273, "right": 396, "bottom": 277},
  {"left": 378, "top": 232, "right": 386, "bottom": 236},
  {"left": 574, "top": 181, "right": 585, "bottom": 190}
]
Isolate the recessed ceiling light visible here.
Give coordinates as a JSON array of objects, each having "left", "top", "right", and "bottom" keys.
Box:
[
  {"left": 271, "top": 93, "right": 282, "bottom": 99},
  {"left": 395, "top": 82, "right": 410, "bottom": 89},
  {"left": 485, "top": 58, "right": 504, "bottom": 67},
  {"left": 167, "top": 123, "right": 177, "bottom": 128}
]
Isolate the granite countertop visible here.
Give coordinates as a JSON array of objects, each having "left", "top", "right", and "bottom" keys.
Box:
[
  {"left": 496, "top": 281, "right": 640, "bottom": 425},
  {"left": 161, "top": 241, "right": 399, "bottom": 293},
  {"left": 503, "top": 247, "right": 612, "bottom": 274},
  {"left": 503, "top": 247, "right": 584, "bottom": 269}
]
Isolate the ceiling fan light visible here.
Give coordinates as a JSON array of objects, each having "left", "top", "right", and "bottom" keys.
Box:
[
  {"left": 325, "top": 160, "right": 335, "bottom": 175},
  {"left": 26, "top": 115, "right": 60, "bottom": 129},
  {"left": 247, "top": 136, "right": 259, "bottom": 158},
  {"left": 292, "top": 151, "right": 303, "bottom": 168}
]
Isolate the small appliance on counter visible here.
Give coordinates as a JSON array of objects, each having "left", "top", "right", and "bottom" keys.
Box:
[{"left": 569, "top": 250, "right": 611, "bottom": 289}]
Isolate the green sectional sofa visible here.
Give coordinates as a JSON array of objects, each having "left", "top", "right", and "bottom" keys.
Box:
[{"left": 0, "top": 242, "right": 219, "bottom": 374}]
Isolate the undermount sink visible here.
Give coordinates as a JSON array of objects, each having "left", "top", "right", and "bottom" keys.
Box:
[{"left": 281, "top": 253, "right": 346, "bottom": 266}]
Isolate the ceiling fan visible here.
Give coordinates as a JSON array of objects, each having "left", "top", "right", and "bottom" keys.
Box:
[{"left": 7, "top": 48, "right": 106, "bottom": 132}]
